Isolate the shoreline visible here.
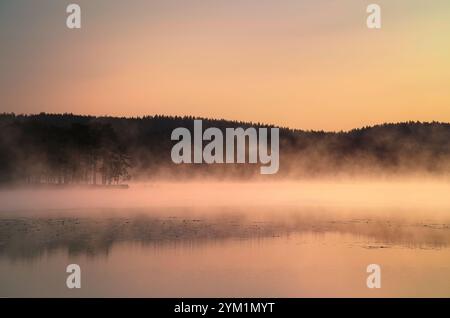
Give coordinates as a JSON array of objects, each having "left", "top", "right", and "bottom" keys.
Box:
[{"left": 0, "top": 183, "right": 129, "bottom": 190}]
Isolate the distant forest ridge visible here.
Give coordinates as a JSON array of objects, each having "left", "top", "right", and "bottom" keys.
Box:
[{"left": 1, "top": 113, "right": 450, "bottom": 183}]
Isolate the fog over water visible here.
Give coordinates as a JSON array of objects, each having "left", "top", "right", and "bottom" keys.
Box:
[
  {"left": 1, "top": 179, "right": 450, "bottom": 297},
  {"left": 1, "top": 179, "right": 450, "bottom": 216}
]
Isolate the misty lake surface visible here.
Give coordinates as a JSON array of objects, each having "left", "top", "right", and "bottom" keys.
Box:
[{"left": 1, "top": 181, "right": 450, "bottom": 297}]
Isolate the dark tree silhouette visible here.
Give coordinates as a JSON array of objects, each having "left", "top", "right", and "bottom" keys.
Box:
[
  {"left": 0, "top": 114, "right": 131, "bottom": 186},
  {"left": 0, "top": 113, "right": 450, "bottom": 184}
]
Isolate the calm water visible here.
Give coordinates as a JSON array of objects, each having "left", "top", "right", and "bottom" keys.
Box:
[{"left": 0, "top": 182, "right": 450, "bottom": 297}]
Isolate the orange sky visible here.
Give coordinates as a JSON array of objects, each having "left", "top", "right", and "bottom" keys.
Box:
[{"left": 1, "top": 0, "right": 449, "bottom": 131}]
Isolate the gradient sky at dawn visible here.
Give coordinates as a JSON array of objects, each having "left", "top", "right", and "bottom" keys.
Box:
[{"left": 1, "top": 0, "right": 449, "bottom": 131}]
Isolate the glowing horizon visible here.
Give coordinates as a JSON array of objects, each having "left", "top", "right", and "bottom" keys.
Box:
[{"left": 1, "top": 0, "right": 450, "bottom": 131}]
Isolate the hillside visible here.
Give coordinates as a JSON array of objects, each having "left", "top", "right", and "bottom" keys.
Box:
[{"left": 0, "top": 113, "right": 449, "bottom": 183}]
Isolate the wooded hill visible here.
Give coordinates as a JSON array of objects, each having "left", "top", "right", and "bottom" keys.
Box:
[{"left": 0, "top": 113, "right": 449, "bottom": 184}]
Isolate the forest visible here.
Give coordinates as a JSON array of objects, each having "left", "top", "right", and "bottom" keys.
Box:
[{"left": 0, "top": 113, "right": 450, "bottom": 185}]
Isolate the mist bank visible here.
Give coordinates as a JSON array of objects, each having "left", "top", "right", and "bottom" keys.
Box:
[
  {"left": 1, "top": 113, "right": 450, "bottom": 183},
  {"left": 1, "top": 180, "right": 450, "bottom": 261},
  {"left": 0, "top": 180, "right": 450, "bottom": 220}
]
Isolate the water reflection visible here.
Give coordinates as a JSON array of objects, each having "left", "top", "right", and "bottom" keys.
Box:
[{"left": 1, "top": 208, "right": 449, "bottom": 260}]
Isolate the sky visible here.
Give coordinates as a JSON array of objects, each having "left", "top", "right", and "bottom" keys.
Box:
[{"left": 0, "top": 0, "right": 449, "bottom": 131}]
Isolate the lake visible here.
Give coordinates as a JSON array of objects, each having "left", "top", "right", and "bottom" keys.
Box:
[{"left": 0, "top": 181, "right": 449, "bottom": 297}]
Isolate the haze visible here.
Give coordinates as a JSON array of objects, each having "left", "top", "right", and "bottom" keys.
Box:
[{"left": 1, "top": 0, "right": 450, "bottom": 130}]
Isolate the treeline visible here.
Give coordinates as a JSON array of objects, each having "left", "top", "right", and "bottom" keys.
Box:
[
  {"left": 0, "top": 113, "right": 450, "bottom": 183},
  {"left": 0, "top": 114, "right": 130, "bottom": 185}
]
